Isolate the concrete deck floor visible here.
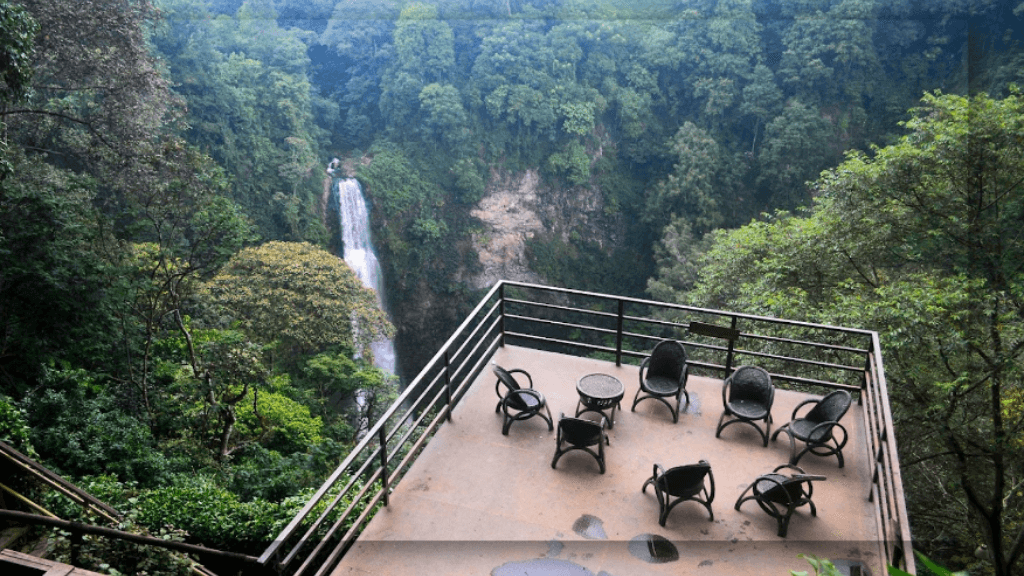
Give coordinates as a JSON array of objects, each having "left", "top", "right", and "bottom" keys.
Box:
[{"left": 333, "top": 345, "right": 885, "bottom": 576}]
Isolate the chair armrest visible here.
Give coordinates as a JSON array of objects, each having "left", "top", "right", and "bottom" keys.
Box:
[
  {"left": 638, "top": 356, "right": 651, "bottom": 386},
  {"left": 653, "top": 463, "right": 666, "bottom": 480},
  {"left": 506, "top": 368, "right": 534, "bottom": 388},
  {"left": 772, "top": 463, "right": 807, "bottom": 475},
  {"left": 706, "top": 466, "right": 716, "bottom": 502},
  {"left": 807, "top": 421, "right": 848, "bottom": 447},
  {"left": 789, "top": 398, "right": 819, "bottom": 420}
]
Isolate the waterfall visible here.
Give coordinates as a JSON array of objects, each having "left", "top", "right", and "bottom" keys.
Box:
[{"left": 337, "top": 177, "right": 397, "bottom": 374}]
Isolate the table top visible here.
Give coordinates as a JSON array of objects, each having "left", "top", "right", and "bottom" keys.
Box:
[{"left": 577, "top": 373, "right": 625, "bottom": 400}]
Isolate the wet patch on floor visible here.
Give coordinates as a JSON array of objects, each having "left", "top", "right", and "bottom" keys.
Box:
[
  {"left": 492, "top": 558, "right": 599, "bottom": 576},
  {"left": 545, "top": 539, "right": 564, "bottom": 557},
  {"left": 627, "top": 534, "right": 679, "bottom": 563},
  {"left": 684, "top": 392, "right": 702, "bottom": 416},
  {"left": 572, "top": 514, "right": 608, "bottom": 539}
]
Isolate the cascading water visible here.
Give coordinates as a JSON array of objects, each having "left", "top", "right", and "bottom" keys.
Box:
[{"left": 337, "top": 176, "right": 397, "bottom": 374}]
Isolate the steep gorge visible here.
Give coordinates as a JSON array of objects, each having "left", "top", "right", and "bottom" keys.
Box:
[{"left": 379, "top": 167, "right": 627, "bottom": 379}]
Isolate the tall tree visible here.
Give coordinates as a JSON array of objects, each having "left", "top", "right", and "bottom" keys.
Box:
[
  {"left": 664, "top": 91, "right": 1024, "bottom": 575},
  {"left": 200, "top": 241, "right": 394, "bottom": 368}
]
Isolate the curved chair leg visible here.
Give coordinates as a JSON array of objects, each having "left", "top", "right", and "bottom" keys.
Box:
[
  {"left": 718, "top": 415, "right": 771, "bottom": 447},
  {"left": 631, "top": 394, "right": 679, "bottom": 423},
  {"left": 540, "top": 405, "right": 554, "bottom": 431},
  {"left": 715, "top": 411, "right": 731, "bottom": 439},
  {"left": 772, "top": 426, "right": 801, "bottom": 465},
  {"left": 734, "top": 483, "right": 756, "bottom": 512},
  {"left": 641, "top": 476, "right": 656, "bottom": 494},
  {"left": 777, "top": 511, "right": 793, "bottom": 537},
  {"left": 552, "top": 445, "right": 605, "bottom": 474},
  {"left": 630, "top": 387, "right": 643, "bottom": 412}
]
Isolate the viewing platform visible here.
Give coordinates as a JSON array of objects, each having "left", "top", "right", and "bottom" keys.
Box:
[
  {"left": 337, "top": 346, "right": 881, "bottom": 575},
  {"left": 260, "top": 281, "right": 913, "bottom": 576}
]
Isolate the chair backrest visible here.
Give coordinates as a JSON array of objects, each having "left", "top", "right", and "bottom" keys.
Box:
[
  {"left": 559, "top": 416, "right": 604, "bottom": 445},
  {"left": 805, "top": 390, "right": 852, "bottom": 424},
  {"left": 494, "top": 365, "right": 529, "bottom": 410},
  {"left": 727, "top": 365, "right": 773, "bottom": 403},
  {"left": 761, "top": 476, "right": 810, "bottom": 505},
  {"left": 647, "top": 340, "right": 687, "bottom": 381},
  {"left": 661, "top": 461, "right": 712, "bottom": 498},
  {"left": 493, "top": 365, "right": 522, "bottom": 392}
]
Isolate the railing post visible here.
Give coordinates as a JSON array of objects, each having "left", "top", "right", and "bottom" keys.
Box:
[
  {"left": 725, "top": 316, "right": 738, "bottom": 375},
  {"left": 615, "top": 299, "right": 624, "bottom": 366},
  {"left": 861, "top": 340, "right": 872, "bottom": 406},
  {"left": 378, "top": 427, "right": 389, "bottom": 507},
  {"left": 444, "top": 351, "right": 453, "bottom": 422},
  {"left": 70, "top": 525, "right": 83, "bottom": 567},
  {"left": 498, "top": 283, "right": 506, "bottom": 346}
]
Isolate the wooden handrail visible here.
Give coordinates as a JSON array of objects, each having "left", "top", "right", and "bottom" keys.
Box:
[{"left": 0, "top": 441, "right": 121, "bottom": 524}]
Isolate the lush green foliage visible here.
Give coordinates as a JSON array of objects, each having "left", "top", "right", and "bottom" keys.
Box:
[
  {"left": 152, "top": 0, "right": 330, "bottom": 242},
  {"left": 200, "top": 241, "right": 393, "bottom": 363},
  {"left": 2, "top": 0, "right": 1023, "bottom": 570},
  {"left": 659, "top": 91, "right": 1024, "bottom": 575}
]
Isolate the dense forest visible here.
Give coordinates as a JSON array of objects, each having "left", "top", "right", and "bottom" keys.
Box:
[{"left": 2, "top": 0, "right": 1023, "bottom": 574}]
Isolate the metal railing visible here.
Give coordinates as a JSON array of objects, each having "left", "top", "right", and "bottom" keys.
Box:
[{"left": 258, "top": 280, "right": 915, "bottom": 575}]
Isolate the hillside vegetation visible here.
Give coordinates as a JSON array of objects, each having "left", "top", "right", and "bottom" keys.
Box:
[{"left": 1, "top": 0, "right": 1023, "bottom": 574}]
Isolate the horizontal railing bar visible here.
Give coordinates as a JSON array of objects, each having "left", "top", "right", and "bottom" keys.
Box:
[
  {"left": 505, "top": 313, "right": 618, "bottom": 337},
  {"left": 0, "top": 510, "right": 260, "bottom": 565},
  {"left": 384, "top": 378, "right": 442, "bottom": 447},
  {"left": 262, "top": 284, "right": 506, "bottom": 564},
  {"left": 454, "top": 332, "right": 503, "bottom": 409},
  {"left": 292, "top": 465, "right": 386, "bottom": 576},
  {"left": 384, "top": 388, "right": 448, "bottom": 470},
  {"left": 295, "top": 326, "right": 503, "bottom": 572},
  {"left": 444, "top": 300, "right": 503, "bottom": 379},
  {"left": 619, "top": 316, "right": 870, "bottom": 357},
  {"left": 448, "top": 315, "right": 503, "bottom": 387},
  {"left": 387, "top": 406, "right": 450, "bottom": 489},
  {"left": 0, "top": 442, "right": 122, "bottom": 524},
  {"left": 268, "top": 280, "right": 911, "bottom": 575},
  {"left": 728, "top": 348, "right": 864, "bottom": 374},
  {"left": 314, "top": 486, "right": 388, "bottom": 576},
  {"left": 504, "top": 331, "right": 618, "bottom": 356},
  {"left": 280, "top": 470, "right": 361, "bottom": 569},
  {"left": 454, "top": 334, "right": 503, "bottom": 408},
  {"left": 738, "top": 331, "right": 869, "bottom": 354},
  {"left": 504, "top": 297, "right": 620, "bottom": 321},
  {"left": 504, "top": 280, "right": 876, "bottom": 336}
]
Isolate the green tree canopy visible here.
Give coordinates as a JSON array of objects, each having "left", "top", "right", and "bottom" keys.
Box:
[
  {"left": 200, "top": 241, "right": 394, "bottom": 366},
  {"left": 664, "top": 91, "right": 1024, "bottom": 575}
]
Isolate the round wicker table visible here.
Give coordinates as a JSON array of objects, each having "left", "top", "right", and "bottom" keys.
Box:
[{"left": 576, "top": 373, "right": 625, "bottom": 429}]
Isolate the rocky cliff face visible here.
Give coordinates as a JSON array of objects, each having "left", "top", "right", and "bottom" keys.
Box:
[
  {"left": 356, "top": 160, "right": 624, "bottom": 380},
  {"left": 467, "top": 168, "right": 620, "bottom": 289}
]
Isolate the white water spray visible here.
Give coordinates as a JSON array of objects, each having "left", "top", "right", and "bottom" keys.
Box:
[{"left": 337, "top": 177, "right": 397, "bottom": 374}]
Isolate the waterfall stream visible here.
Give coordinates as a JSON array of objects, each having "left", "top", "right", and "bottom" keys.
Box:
[{"left": 337, "top": 177, "right": 397, "bottom": 374}]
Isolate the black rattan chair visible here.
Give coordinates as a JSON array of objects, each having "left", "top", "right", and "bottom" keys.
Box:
[
  {"left": 551, "top": 413, "right": 609, "bottom": 474},
  {"left": 771, "top": 390, "right": 852, "bottom": 467},
  {"left": 493, "top": 364, "right": 554, "bottom": 436},
  {"left": 734, "top": 464, "right": 825, "bottom": 537},
  {"left": 715, "top": 365, "right": 775, "bottom": 446},
  {"left": 641, "top": 460, "right": 715, "bottom": 525},
  {"left": 631, "top": 340, "right": 689, "bottom": 423}
]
